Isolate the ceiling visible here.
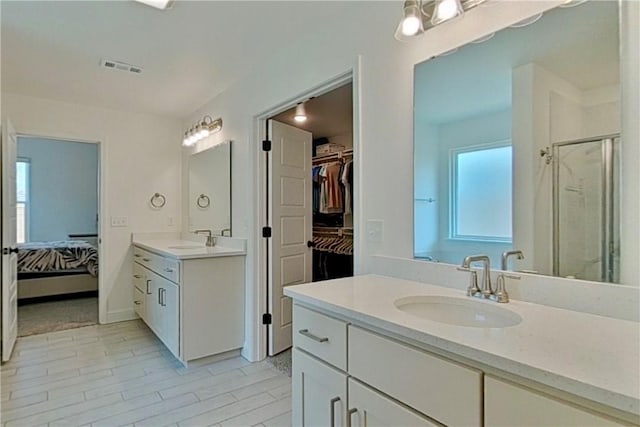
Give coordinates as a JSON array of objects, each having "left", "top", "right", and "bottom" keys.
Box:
[
  {"left": 1, "top": 1, "right": 363, "bottom": 119},
  {"left": 271, "top": 83, "right": 353, "bottom": 138},
  {"left": 415, "top": 1, "right": 620, "bottom": 125}
]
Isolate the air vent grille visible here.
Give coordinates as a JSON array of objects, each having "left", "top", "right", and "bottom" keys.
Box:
[{"left": 100, "top": 59, "right": 143, "bottom": 75}]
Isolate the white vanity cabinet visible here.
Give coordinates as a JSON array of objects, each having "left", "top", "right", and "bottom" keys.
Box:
[
  {"left": 291, "top": 302, "right": 633, "bottom": 427},
  {"left": 132, "top": 245, "right": 245, "bottom": 364}
]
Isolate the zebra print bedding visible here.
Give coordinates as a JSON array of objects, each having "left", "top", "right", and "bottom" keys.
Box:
[{"left": 17, "top": 240, "right": 99, "bottom": 277}]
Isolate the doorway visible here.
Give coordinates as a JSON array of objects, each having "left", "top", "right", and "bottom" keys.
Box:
[
  {"left": 14, "top": 136, "right": 100, "bottom": 338},
  {"left": 265, "top": 82, "right": 355, "bottom": 358}
]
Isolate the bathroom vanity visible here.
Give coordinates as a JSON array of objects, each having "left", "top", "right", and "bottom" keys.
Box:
[
  {"left": 285, "top": 275, "right": 640, "bottom": 426},
  {"left": 132, "top": 234, "right": 245, "bottom": 365}
]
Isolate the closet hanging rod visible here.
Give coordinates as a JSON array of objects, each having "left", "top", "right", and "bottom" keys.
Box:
[{"left": 312, "top": 149, "right": 353, "bottom": 164}]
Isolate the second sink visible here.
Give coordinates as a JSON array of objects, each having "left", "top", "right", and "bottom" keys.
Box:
[{"left": 394, "top": 295, "right": 522, "bottom": 328}]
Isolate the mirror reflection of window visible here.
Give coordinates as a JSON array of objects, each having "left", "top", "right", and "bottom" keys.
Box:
[
  {"left": 452, "top": 144, "right": 512, "bottom": 242},
  {"left": 16, "top": 158, "right": 30, "bottom": 244}
]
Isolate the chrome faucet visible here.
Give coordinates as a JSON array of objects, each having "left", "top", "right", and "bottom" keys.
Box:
[
  {"left": 501, "top": 250, "right": 524, "bottom": 271},
  {"left": 194, "top": 229, "right": 215, "bottom": 247},
  {"left": 461, "top": 255, "right": 493, "bottom": 299}
]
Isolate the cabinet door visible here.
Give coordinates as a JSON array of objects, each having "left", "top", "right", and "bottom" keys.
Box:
[
  {"left": 348, "top": 379, "right": 439, "bottom": 427},
  {"left": 160, "top": 279, "right": 180, "bottom": 356},
  {"left": 292, "top": 348, "right": 347, "bottom": 427},
  {"left": 485, "top": 376, "right": 626, "bottom": 427},
  {"left": 146, "top": 273, "right": 165, "bottom": 340}
]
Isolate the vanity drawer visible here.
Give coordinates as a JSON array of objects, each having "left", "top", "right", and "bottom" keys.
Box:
[
  {"left": 132, "top": 262, "right": 147, "bottom": 292},
  {"left": 293, "top": 304, "right": 347, "bottom": 370},
  {"left": 133, "top": 246, "right": 180, "bottom": 284},
  {"left": 348, "top": 325, "right": 482, "bottom": 426},
  {"left": 133, "top": 285, "right": 146, "bottom": 321}
]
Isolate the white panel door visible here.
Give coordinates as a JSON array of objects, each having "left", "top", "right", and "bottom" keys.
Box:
[
  {"left": 268, "top": 120, "right": 312, "bottom": 356},
  {"left": 2, "top": 119, "right": 19, "bottom": 361}
]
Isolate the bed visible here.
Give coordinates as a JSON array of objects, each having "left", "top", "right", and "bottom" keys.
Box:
[{"left": 17, "top": 237, "right": 99, "bottom": 300}]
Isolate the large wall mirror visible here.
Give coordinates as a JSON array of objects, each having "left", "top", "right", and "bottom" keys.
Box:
[
  {"left": 414, "top": 1, "right": 622, "bottom": 283},
  {"left": 188, "top": 141, "right": 232, "bottom": 235}
]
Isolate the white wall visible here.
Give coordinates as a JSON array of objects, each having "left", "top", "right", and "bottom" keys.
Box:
[
  {"left": 182, "top": 1, "right": 599, "bottom": 361},
  {"left": 17, "top": 137, "right": 98, "bottom": 242},
  {"left": 2, "top": 93, "right": 182, "bottom": 323}
]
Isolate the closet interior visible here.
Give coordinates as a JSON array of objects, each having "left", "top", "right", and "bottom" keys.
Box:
[{"left": 273, "top": 83, "right": 354, "bottom": 282}]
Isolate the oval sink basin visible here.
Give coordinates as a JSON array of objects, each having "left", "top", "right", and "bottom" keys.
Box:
[
  {"left": 394, "top": 295, "right": 522, "bottom": 328},
  {"left": 167, "top": 245, "right": 204, "bottom": 249}
]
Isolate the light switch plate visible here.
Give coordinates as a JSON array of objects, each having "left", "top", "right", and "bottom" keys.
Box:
[
  {"left": 110, "top": 216, "right": 128, "bottom": 227},
  {"left": 366, "top": 220, "right": 384, "bottom": 243}
]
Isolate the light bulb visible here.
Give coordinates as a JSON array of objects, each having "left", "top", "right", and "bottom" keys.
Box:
[
  {"left": 431, "top": 0, "right": 463, "bottom": 25},
  {"left": 294, "top": 103, "right": 307, "bottom": 123},
  {"left": 200, "top": 128, "right": 210, "bottom": 139},
  {"left": 402, "top": 15, "right": 421, "bottom": 36}
]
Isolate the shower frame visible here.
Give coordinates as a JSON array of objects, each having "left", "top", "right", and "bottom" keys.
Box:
[{"left": 552, "top": 134, "right": 619, "bottom": 282}]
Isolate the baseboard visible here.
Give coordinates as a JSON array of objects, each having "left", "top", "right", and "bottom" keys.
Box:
[{"left": 104, "top": 308, "right": 138, "bottom": 324}]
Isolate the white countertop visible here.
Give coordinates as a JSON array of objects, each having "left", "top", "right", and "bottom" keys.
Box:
[
  {"left": 132, "top": 238, "right": 246, "bottom": 259},
  {"left": 284, "top": 274, "right": 640, "bottom": 416}
]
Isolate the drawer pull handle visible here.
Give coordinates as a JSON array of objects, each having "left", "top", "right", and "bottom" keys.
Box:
[
  {"left": 146, "top": 280, "right": 152, "bottom": 295},
  {"left": 134, "top": 301, "right": 141, "bottom": 305},
  {"left": 133, "top": 274, "right": 142, "bottom": 279},
  {"left": 330, "top": 397, "right": 340, "bottom": 427},
  {"left": 134, "top": 254, "right": 141, "bottom": 258},
  {"left": 142, "top": 258, "right": 151, "bottom": 262},
  {"left": 298, "top": 329, "right": 328, "bottom": 343},
  {"left": 348, "top": 408, "right": 358, "bottom": 427},
  {"left": 164, "top": 268, "right": 174, "bottom": 273}
]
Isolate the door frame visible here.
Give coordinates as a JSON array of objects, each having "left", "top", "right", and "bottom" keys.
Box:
[
  {"left": 13, "top": 132, "right": 106, "bottom": 324},
  {"left": 252, "top": 62, "right": 362, "bottom": 360}
]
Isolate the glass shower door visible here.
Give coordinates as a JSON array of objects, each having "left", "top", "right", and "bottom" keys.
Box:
[{"left": 553, "top": 136, "right": 619, "bottom": 282}]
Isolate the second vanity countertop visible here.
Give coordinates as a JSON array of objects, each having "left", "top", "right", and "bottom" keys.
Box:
[
  {"left": 284, "top": 274, "right": 640, "bottom": 417},
  {"left": 132, "top": 237, "right": 246, "bottom": 260}
]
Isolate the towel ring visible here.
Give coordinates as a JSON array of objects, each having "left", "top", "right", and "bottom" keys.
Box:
[
  {"left": 150, "top": 193, "right": 166, "bottom": 209},
  {"left": 197, "top": 194, "right": 211, "bottom": 208}
]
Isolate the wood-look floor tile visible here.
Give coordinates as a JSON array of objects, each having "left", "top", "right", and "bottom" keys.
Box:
[
  {"left": 134, "top": 393, "right": 237, "bottom": 427},
  {"left": 178, "top": 393, "right": 276, "bottom": 427},
  {"left": 219, "top": 397, "right": 292, "bottom": 427}
]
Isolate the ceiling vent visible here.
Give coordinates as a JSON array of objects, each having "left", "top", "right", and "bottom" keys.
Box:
[{"left": 100, "top": 59, "right": 143, "bottom": 75}]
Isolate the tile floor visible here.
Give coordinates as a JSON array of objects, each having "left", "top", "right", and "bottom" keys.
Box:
[{"left": 0, "top": 320, "right": 291, "bottom": 426}]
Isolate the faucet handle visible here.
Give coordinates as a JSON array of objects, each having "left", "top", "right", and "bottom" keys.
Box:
[{"left": 491, "top": 273, "right": 510, "bottom": 303}]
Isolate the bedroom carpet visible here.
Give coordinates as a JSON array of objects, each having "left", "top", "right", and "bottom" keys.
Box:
[{"left": 18, "top": 297, "right": 98, "bottom": 337}]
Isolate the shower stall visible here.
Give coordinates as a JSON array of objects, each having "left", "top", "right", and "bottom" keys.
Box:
[{"left": 552, "top": 135, "right": 620, "bottom": 283}]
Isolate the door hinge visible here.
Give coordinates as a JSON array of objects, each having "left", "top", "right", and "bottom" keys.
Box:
[
  {"left": 262, "top": 140, "right": 271, "bottom": 152},
  {"left": 262, "top": 227, "right": 272, "bottom": 238},
  {"left": 262, "top": 313, "right": 272, "bottom": 325}
]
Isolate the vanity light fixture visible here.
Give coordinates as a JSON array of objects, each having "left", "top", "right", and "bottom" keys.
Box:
[
  {"left": 182, "top": 116, "right": 223, "bottom": 147},
  {"left": 395, "top": 0, "right": 487, "bottom": 41},
  {"left": 294, "top": 102, "right": 308, "bottom": 123}
]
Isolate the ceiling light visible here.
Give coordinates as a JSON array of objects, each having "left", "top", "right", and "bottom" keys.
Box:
[
  {"left": 182, "top": 116, "right": 223, "bottom": 147},
  {"left": 431, "top": 0, "right": 463, "bottom": 25},
  {"left": 133, "top": 0, "right": 174, "bottom": 10},
  {"left": 294, "top": 103, "right": 307, "bottom": 123}
]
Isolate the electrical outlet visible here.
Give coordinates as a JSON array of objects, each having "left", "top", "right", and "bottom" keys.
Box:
[
  {"left": 366, "top": 220, "right": 384, "bottom": 243},
  {"left": 110, "top": 216, "right": 128, "bottom": 227}
]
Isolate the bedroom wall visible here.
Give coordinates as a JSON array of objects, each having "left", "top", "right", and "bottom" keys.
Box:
[
  {"left": 17, "top": 137, "right": 99, "bottom": 242},
  {"left": 2, "top": 92, "right": 183, "bottom": 323}
]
